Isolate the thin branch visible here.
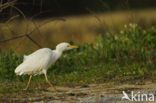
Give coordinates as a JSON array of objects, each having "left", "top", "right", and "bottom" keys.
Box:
[
  {"left": 29, "top": 11, "right": 60, "bottom": 44},
  {"left": 0, "top": 34, "right": 26, "bottom": 42},
  {"left": 31, "top": 20, "right": 41, "bottom": 39},
  {"left": 86, "top": 8, "right": 102, "bottom": 23},
  {"left": 10, "top": 5, "right": 26, "bottom": 20},
  {"left": 26, "top": 35, "right": 41, "bottom": 48},
  {"left": 0, "top": 0, "right": 65, "bottom": 48},
  {"left": 5, "top": 15, "right": 19, "bottom": 24},
  {"left": 28, "top": 18, "right": 65, "bottom": 35},
  {"left": 0, "top": 0, "right": 43, "bottom": 48},
  {"left": 7, "top": 5, "right": 41, "bottom": 48},
  {"left": 5, "top": 15, "right": 19, "bottom": 36},
  {"left": 6, "top": 24, "right": 16, "bottom": 35},
  {"left": 0, "top": 0, "right": 17, "bottom": 12},
  {"left": 0, "top": 18, "right": 65, "bottom": 42}
]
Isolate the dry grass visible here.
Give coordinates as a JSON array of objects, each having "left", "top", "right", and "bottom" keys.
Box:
[{"left": 0, "top": 9, "right": 156, "bottom": 53}]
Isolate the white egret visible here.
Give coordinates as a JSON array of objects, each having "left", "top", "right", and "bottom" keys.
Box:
[{"left": 15, "top": 42, "right": 78, "bottom": 90}]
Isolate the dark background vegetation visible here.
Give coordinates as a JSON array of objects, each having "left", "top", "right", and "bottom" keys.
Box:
[{"left": 1, "top": 0, "right": 156, "bottom": 19}]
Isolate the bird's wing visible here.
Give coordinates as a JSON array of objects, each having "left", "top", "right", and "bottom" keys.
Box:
[
  {"left": 15, "top": 48, "right": 55, "bottom": 75},
  {"left": 23, "top": 55, "right": 28, "bottom": 61}
]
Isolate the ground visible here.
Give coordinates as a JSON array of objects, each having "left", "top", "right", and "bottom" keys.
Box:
[{"left": 1, "top": 81, "right": 156, "bottom": 103}]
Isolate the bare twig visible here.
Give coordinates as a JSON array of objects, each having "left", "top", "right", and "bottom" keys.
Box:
[
  {"left": 0, "top": 0, "right": 66, "bottom": 48},
  {"left": 0, "top": 18, "right": 65, "bottom": 43},
  {"left": 0, "top": 0, "right": 17, "bottom": 12},
  {"left": 28, "top": 18, "right": 65, "bottom": 36},
  {"left": 0, "top": 0, "right": 42, "bottom": 49},
  {"left": 6, "top": 24, "right": 16, "bottom": 35},
  {"left": 86, "top": 8, "right": 102, "bottom": 23},
  {"left": 31, "top": 20, "right": 41, "bottom": 40},
  {"left": 10, "top": 5, "right": 26, "bottom": 20},
  {"left": 0, "top": 34, "right": 26, "bottom": 42},
  {"left": 29, "top": 10, "right": 60, "bottom": 42},
  {"left": 26, "top": 35, "right": 42, "bottom": 48},
  {"left": 5, "top": 15, "right": 20, "bottom": 36},
  {"left": 5, "top": 15, "right": 19, "bottom": 24}
]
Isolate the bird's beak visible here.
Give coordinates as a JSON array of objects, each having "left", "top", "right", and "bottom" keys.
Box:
[{"left": 69, "top": 45, "right": 78, "bottom": 48}]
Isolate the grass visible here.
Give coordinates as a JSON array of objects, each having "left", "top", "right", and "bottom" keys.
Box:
[
  {"left": 0, "top": 24, "right": 155, "bottom": 93},
  {"left": 0, "top": 9, "right": 156, "bottom": 53}
]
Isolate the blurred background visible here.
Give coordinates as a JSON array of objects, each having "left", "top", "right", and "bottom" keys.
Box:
[{"left": 0, "top": 0, "right": 156, "bottom": 53}]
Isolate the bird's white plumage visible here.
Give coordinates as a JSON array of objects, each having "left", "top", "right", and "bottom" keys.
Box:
[
  {"left": 15, "top": 42, "right": 77, "bottom": 76},
  {"left": 15, "top": 48, "right": 55, "bottom": 75}
]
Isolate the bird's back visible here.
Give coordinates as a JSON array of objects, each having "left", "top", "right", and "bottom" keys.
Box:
[{"left": 15, "top": 48, "right": 55, "bottom": 75}]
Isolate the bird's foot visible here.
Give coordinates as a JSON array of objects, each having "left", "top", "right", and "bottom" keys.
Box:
[
  {"left": 23, "top": 87, "right": 29, "bottom": 91},
  {"left": 50, "top": 85, "right": 57, "bottom": 91},
  {"left": 49, "top": 84, "right": 57, "bottom": 91},
  {"left": 47, "top": 81, "right": 56, "bottom": 90},
  {"left": 23, "top": 88, "right": 28, "bottom": 91}
]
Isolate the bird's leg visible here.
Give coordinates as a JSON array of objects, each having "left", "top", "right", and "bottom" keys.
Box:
[
  {"left": 44, "top": 74, "right": 56, "bottom": 90},
  {"left": 24, "top": 75, "right": 32, "bottom": 90}
]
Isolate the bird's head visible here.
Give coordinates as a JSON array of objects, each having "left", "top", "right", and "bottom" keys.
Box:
[{"left": 56, "top": 42, "right": 78, "bottom": 52}]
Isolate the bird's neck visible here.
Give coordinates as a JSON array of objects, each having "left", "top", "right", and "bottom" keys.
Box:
[{"left": 53, "top": 49, "right": 63, "bottom": 60}]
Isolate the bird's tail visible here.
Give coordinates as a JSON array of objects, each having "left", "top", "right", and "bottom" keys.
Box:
[
  {"left": 23, "top": 55, "right": 28, "bottom": 61},
  {"left": 15, "top": 64, "right": 24, "bottom": 75}
]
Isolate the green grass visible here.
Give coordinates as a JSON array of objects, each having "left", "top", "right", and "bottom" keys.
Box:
[{"left": 0, "top": 24, "right": 156, "bottom": 93}]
